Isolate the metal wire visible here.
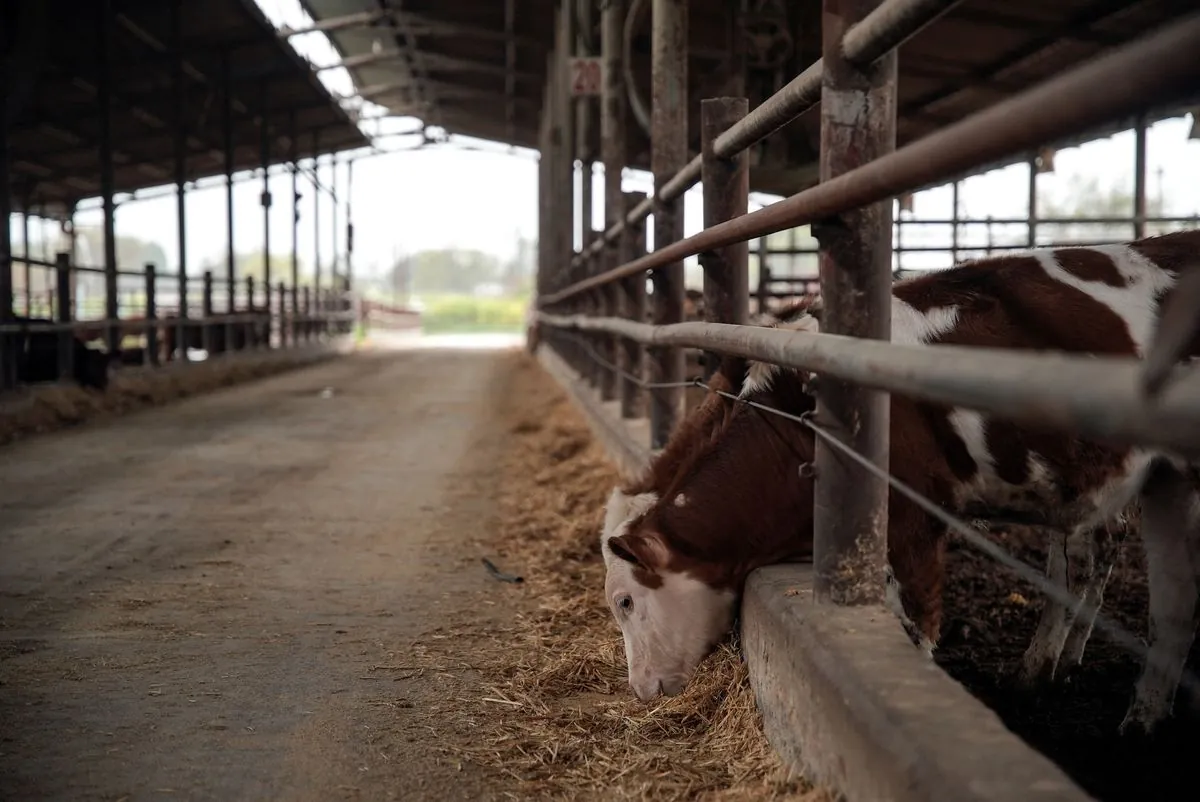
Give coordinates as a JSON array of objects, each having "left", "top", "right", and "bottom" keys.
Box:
[{"left": 555, "top": 332, "right": 1200, "bottom": 702}]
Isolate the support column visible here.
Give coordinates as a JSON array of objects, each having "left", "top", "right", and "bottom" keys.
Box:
[
  {"left": 811, "top": 0, "right": 897, "bottom": 608},
  {"left": 0, "top": 95, "right": 12, "bottom": 390},
  {"left": 21, "top": 202, "right": 31, "bottom": 315},
  {"left": 950, "top": 179, "right": 960, "bottom": 263},
  {"left": 648, "top": 0, "right": 687, "bottom": 448},
  {"left": 290, "top": 112, "right": 300, "bottom": 340},
  {"left": 99, "top": 0, "right": 120, "bottom": 356},
  {"left": 331, "top": 155, "right": 339, "bottom": 293},
  {"left": 223, "top": 53, "right": 236, "bottom": 315},
  {"left": 260, "top": 81, "right": 272, "bottom": 332},
  {"left": 599, "top": 0, "right": 627, "bottom": 402},
  {"left": 619, "top": 191, "right": 647, "bottom": 419},
  {"left": 172, "top": 0, "right": 188, "bottom": 363},
  {"left": 1027, "top": 154, "right": 1038, "bottom": 248},
  {"left": 312, "top": 137, "right": 322, "bottom": 305},
  {"left": 700, "top": 97, "right": 749, "bottom": 381},
  {"left": 555, "top": 1, "right": 576, "bottom": 289},
  {"left": 1134, "top": 111, "right": 1148, "bottom": 239}
]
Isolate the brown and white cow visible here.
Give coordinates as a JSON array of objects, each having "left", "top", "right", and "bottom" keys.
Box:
[{"left": 601, "top": 229, "right": 1200, "bottom": 736}]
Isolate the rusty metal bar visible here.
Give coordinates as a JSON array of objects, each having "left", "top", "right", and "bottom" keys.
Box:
[
  {"left": 1026, "top": 154, "right": 1038, "bottom": 247},
  {"left": 700, "top": 97, "right": 751, "bottom": 381},
  {"left": 290, "top": 111, "right": 299, "bottom": 338},
  {"left": 0, "top": 53, "right": 10, "bottom": 389},
  {"left": 620, "top": 191, "right": 648, "bottom": 418},
  {"left": 813, "top": 0, "right": 897, "bottom": 608},
  {"left": 600, "top": 0, "right": 627, "bottom": 403},
  {"left": 537, "top": 311, "right": 1200, "bottom": 456},
  {"left": 647, "top": 0, "right": 688, "bottom": 449},
  {"left": 841, "top": 0, "right": 961, "bottom": 66},
  {"left": 260, "top": 81, "right": 272, "bottom": 345},
  {"left": 223, "top": 53, "right": 237, "bottom": 315},
  {"left": 541, "top": 13, "right": 1200, "bottom": 304},
  {"left": 55, "top": 253, "right": 73, "bottom": 381}
]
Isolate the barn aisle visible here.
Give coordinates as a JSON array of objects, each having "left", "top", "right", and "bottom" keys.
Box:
[{"left": 0, "top": 344, "right": 522, "bottom": 801}]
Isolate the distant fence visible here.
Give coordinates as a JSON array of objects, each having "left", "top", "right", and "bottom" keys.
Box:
[{"left": 0, "top": 251, "right": 355, "bottom": 386}]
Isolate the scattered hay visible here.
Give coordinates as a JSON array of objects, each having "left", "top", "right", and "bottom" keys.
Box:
[
  {"left": 420, "top": 353, "right": 830, "bottom": 801},
  {"left": 0, "top": 343, "right": 341, "bottom": 446}
]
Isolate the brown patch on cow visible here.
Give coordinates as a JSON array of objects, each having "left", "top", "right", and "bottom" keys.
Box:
[
  {"left": 985, "top": 419, "right": 1032, "bottom": 486},
  {"left": 1053, "top": 248, "right": 1127, "bottom": 287},
  {"left": 1129, "top": 229, "right": 1200, "bottom": 275}
]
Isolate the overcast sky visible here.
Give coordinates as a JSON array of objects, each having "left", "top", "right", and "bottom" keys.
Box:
[{"left": 11, "top": 0, "right": 1200, "bottom": 282}]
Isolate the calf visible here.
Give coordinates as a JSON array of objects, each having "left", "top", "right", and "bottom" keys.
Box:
[{"left": 601, "top": 230, "right": 1200, "bottom": 737}]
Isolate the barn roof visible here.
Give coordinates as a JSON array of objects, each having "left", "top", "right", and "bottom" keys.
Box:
[
  {"left": 5, "top": 0, "right": 371, "bottom": 217},
  {"left": 301, "top": 0, "right": 1199, "bottom": 197}
]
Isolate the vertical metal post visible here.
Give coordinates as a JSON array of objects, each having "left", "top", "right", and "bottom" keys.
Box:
[
  {"left": 276, "top": 280, "right": 287, "bottom": 347},
  {"left": 648, "top": 0, "right": 687, "bottom": 448},
  {"left": 756, "top": 237, "right": 769, "bottom": 315},
  {"left": 619, "top": 191, "right": 647, "bottom": 419},
  {"left": 202, "top": 270, "right": 214, "bottom": 354},
  {"left": 21, "top": 203, "right": 31, "bottom": 315},
  {"left": 811, "top": 0, "right": 896, "bottom": 608},
  {"left": 246, "top": 275, "right": 256, "bottom": 348},
  {"left": 171, "top": 0, "right": 188, "bottom": 363},
  {"left": 223, "top": 53, "right": 236, "bottom": 315},
  {"left": 330, "top": 155, "right": 339, "bottom": 292},
  {"left": 99, "top": 0, "right": 120, "bottom": 357},
  {"left": 260, "top": 81, "right": 272, "bottom": 345},
  {"left": 345, "top": 159, "right": 355, "bottom": 333},
  {"left": 0, "top": 53, "right": 11, "bottom": 390},
  {"left": 556, "top": 1, "right": 577, "bottom": 288},
  {"left": 1133, "top": 111, "right": 1147, "bottom": 239},
  {"left": 290, "top": 113, "right": 300, "bottom": 341},
  {"left": 599, "top": 0, "right": 626, "bottom": 402},
  {"left": 1026, "top": 154, "right": 1038, "bottom": 248},
  {"left": 55, "top": 253, "right": 73, "bottom": 381},
  {"left": 312, "top": 136, "right": 322, "bottom": 300},
  {"left": 145, "top": 263, "right": 159, "bottom": 367},
  {"left": 303, "top": 286, "right": 312, "bottom": 342},
  {"left": 700, "top": 97, "right": 749, "bottom": 381},
  {"left": 950, "top": 179, "right": 960, "bottom": 263}
]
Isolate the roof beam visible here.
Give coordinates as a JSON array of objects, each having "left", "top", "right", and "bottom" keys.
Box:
[{"left": 278, "top": 9, "right": 390, "bottom": 38}]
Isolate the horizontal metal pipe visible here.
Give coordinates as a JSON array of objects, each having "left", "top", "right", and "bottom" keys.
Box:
[
  {"left": 841, "top": 0, "right": 961, "bottom": 66},
  {"left": 541, "top": 13, "right": 1200, "bottom": 305},
  {"left": 537, "top": 312, "right": 1200, "bottom": 455}
]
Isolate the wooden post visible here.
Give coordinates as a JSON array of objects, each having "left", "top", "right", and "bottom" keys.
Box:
[
  {"left": 55, "top": 253, "right": 74, "bottom": 381},
  {"left": 700, "top": 97, "right": 750, "bottom": 380},
  {"left": 145, "top": 263, "right": 158, "bottom": 366},
  {"left": 648, "top": 0, "right": 688, "bottom": 448},
  {"left": 619, "top": 191, "right": 648, "bottom": 419},
  {"left": 811, "top": 0, "right": 897, "bottom": 608}
]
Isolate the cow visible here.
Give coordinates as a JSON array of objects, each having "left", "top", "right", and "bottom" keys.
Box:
[
  {"left": 9, "top": 317, "right": 112, "bottom": 391},
  {"left": 600, "top": 229, "right": 1200, "bottom": 738}
]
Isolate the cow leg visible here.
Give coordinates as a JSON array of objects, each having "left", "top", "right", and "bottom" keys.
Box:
[
  {"left": 1057, "top": 520, "right": 1129, "bottom": 677},
  {"left": 885, "top": 498, "right": 945, "bottom": 655},
  {"left": 1120, "top": 461, "right": 1200, "bottom": 736},
  {"left": 1016, "top": 528, "right": 1077, "bottom": 688}
]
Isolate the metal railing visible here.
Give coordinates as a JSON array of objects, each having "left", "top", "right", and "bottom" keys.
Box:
[
  {"left": 533, "top": 0, "right": 1200, "bottom": 611},
  {"left": 1, "top": 251, "right": 355, "bottom": 385}
]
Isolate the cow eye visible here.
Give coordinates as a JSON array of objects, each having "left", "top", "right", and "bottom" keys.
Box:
[{"left": 617, "top": 595, "right": 634, "bottom": 614}]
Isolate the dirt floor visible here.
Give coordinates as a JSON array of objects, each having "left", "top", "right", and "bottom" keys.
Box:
[
  {"left": 0, "top": 344, "right": 820, "bottom": 802},
  {"left": 935, "top": 525, "right": 1200, "bottom": 801}
]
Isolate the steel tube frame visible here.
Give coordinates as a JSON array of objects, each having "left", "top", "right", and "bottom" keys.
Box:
[
  {"left": 543, "top": 13, "right": 1200, "bottom": 305},
  {"left": 291, "top": 112, "right": 300, "bottom": 340},
  {"left": 1133, "top": 111, "right": 1148, "bottom": 240},
  {"left": 599, "top": 0, "right": 626, "bottom": 403},
  {"left": 312, "top": 135, "right": 322, "bottom": 308},
  {"left": 647, "top": 0, "right": 688, "bottom": 449},
  {"left": 100, "top": 0, "right": 120, "bottom": 357},
  {"left": 261, "top": 81, "right": 272, "bottom": 333},
  {"left": 700, "top": 97, "right": 750, "bottom": 380},
  {"left": 0, "top": 95, "right": 11, "bottom": 390},
  {"left": 619, "top": 191, "right": 648, "bottom": 418},
  {"left": 567, "top": 0, "right": 958, "bottom": 269},
  {"left": 536, "top": 312, "right": 1200, "bottom": 457},
  {"left": 223, "top": 53, "right": 236, "bottom": 315},
  {"left": 812, "top": 0, "right": 897, "bottom": 608},
  {"left": 21, "top": 205, "right": 31, "bottom": 316},
  {"left": 172, "top": 0, "right": 188, "bottom": 363}
]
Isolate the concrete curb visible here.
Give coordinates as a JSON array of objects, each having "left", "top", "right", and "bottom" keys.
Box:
[{"left": 536, "top": 349, "right": 1097, "bottom": 802}]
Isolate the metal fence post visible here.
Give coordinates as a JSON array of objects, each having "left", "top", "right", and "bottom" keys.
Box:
[
  {"left": 303, "top": 286, "right": 312, "bottom": 342},
  {"left": 55, "top": 253, "right": 74, "bottom": 382},
  {"left": 245, "top": 275, "right": 256, "bottom": 349},
  {"left": 648, "top": 0, "right": 688, "bottom": 448},
  {"left": 202, "top": 270, "right": 214, "bottom": 355},
  {"left": 700, "top": 97, "right": 750, "bottom": 380},
  {"left": 145, "top": 263, "right": 158, "bottom": 366},
  {"left": 619, "top": 191, "right": 648, "bottom": 419},
  {"left": 811, "top": 0, "right": 897, "bottom": 608},
  {"left": 277, "top": 280, "right": 287, "bottom": 348},
  {"left": 599, "top": 0, "right": 626, "bottom": 403}
]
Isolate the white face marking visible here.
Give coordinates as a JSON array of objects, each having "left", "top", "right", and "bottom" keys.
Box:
[
  {"left": 603, "top": 553, "right": 736, "bottom": 702},
  {"left": 1032, "top": 245, "right": 1175, "bottom": 356},
  {"left": 600, "top": 489, "right": 736, "bottom": 702},
  {"left": 673, "top": 493, "right": 687, "bottom": 507}
]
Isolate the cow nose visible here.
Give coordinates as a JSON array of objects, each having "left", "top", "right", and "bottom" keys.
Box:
[
  {"left": 660, "top": 675, "right": 687, "bottom": 697},
  {"left": 631, "top": 677, "right": 662, "bottom": 702}
]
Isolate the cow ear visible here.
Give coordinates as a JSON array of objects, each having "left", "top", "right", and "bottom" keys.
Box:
[{"left": 608, "top": 530, "right": 669, "bottom": 570}]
